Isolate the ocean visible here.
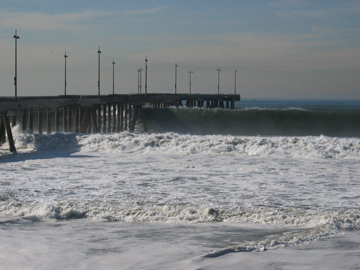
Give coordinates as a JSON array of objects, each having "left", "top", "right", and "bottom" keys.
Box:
[{"left": 1, "top": 98, "right": 360, "bottom": 269}]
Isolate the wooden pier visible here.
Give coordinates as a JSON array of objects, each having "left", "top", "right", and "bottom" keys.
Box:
[{"left": 1, "top": 93, "right": 240, "bottom": 152}]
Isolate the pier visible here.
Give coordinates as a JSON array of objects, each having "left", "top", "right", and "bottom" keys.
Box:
[{"left": 0, "top": 93, "right": 240, "bottom": 152}]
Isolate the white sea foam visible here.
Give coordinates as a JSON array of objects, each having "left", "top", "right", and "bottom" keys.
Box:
[
  {"left": 1, "top": 127, "right": 360, "bottom": 268},
  {"left": 5, "top": 127, "right": 360, "bottom": 159}
]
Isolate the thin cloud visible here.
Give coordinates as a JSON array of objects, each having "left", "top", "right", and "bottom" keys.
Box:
[
  {"left": 127, "top": 32, "right": 359, "bottom": 73},
  {"left": 0, "top": 10, "right": 112, "bottom": 31},
  {"left": 121, "top": 6, "right": 166, "bottom": 16},
  {"left": 275, "top": 1, "right": 360, "bottom": 18}
]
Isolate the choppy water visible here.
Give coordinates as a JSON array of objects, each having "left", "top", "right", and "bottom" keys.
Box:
[{"left": 1, "top": 99, "right": 360, "bottom": 269}]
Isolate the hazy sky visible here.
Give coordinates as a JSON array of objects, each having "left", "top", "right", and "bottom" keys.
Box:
[{"left": 0, "top": 0, "right": 359, "bottom": 99}]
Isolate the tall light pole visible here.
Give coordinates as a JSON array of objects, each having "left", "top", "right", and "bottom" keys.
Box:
[
  {"left": 188, "top": 70, "right": 193, "bottom": 94},
  {"left": 145, "top": 57, "right": 148, "bottom": 95},
  {"left": 112, "top": 59, "right": 115, "bottom": 95},
  {"left": 139, "top": 67, "right": 143, "bottom": 94},
  {"left": 97, "top": 46, "right": 101, "bottom": 95},
  {"left": 13, "top": 29, "right": 20, "bottom": 99},
  {"left": 175, "top": 62, "right": 177, "bottom": 94},
  {"left": 137, "top": 68, "right": 141, "bottom": 93},
  {"left": 234, "top": 69, "right": 237, "bottom": 95},
  {"left": 64, "top": 52, "right": 68, "bottom": 95},
  {"left": 217, "top": 67, "right": 221, "bottom": 94}
]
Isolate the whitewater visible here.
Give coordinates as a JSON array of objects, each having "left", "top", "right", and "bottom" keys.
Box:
[{"left": 1, "top": 99, "right": 360, "bottom": 269}]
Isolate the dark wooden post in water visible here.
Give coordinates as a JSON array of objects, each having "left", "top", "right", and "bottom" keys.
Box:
[
  {"left": 74, "top": 108, "right": 80, "bottom": 133},
  {"left": 1, "top": 117, "right": 16, "bottom": 152},
  {"left": 0, "top": 118, "right": 5, "bottom": 145},
  {"left": 139, "top": 106, "right": 148, "bottom": 132},
  {"left": 4, "top": 117, "right": 16, "bottom": 152},
  {"left": 124, "top": 104, "right": 128, "bottom": 130},
  {"left": 47, "top": 109, "right": 51, "bottom": 134},
  {"left": 63, "top": 108, "right": 67, "bottom": 132},
  {"left": 107, "top": 104, "right": 112, "bottom": 133},
  {"left": 79, "top": 108, "right": 84, "bottom": 132},
  {"left": 120, "top": 103, "right": 124, "bottom": 131},
  {"left": 0, "top": 117, "right": 15, "bottom": 152},
  {"left": 55, "top": 109, "right": 60, "bottom": 132},
  {"left": 117, "top": 104, "right": 121, "bottom": 132},
  {"left": 96, "top": 106, "right": 101, "bottom": 133},
  {"left": 128, "top": 103, "right": 133, "bottom": 129},
  {"left": 11, "top": 116, "right": 17, "bottom": 127},
  {"left": 22, "top": 111, "right": 27, "bottom": 130},
  {"left": 91, "top": 107, "right": 100, "bottom": 133},
  {"left": 112, "top": 104, "right": 117, "bottom": 132},
  {"left": 80, "top": 108, "right": 91, "bottom": 133},
  {"left": 38, "top": 111, "right": 43, "bottom": 134},
  {"left": 129, "top": 105, "right": 140, "bottom": 132},
  {"left": 29, "top": 110, "right": 34, "bottom": 132},
  {"left": 67, "top": 107, "right": 71, "bottom": 133},
  {"left": 102, "top": 105, "right": 107, "bottom": 133}
]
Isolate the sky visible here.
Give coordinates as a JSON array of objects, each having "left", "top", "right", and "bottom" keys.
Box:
[{"left": 0, "top": 0, "right": 359, "bottom": 99}]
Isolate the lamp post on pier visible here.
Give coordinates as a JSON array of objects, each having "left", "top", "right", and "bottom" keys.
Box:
[
  {"left": 13, "top": 29, "right": 20, "bottom": 99},
  {"left": 217, "top": 67, "right": 221, "bottom": 94},
  {"left": 234, "top": 69, "right": 237, "bottom": 95},
  {"left": 175, "top": 62, "right": 177, "bottom": 94},
  {"left": 97, "top": 46, "right": 101, "bottom": 95},
  {"left": 145, "top": 57, "right": 148, "bottom": 95},
  {"left": 188, "top": 70, "right": 193, "bottom": 94},
  {"left": 64, "top": 52, "right": 68, "bottom": 95},
  {"left": 112, "top": 59, "right": 115, "bottom": 95},
  {"left": 137, "top": 68, "right": 141, "bottom": 93},
  {"left": 139, "top": 67, "right": 143, "bottom": 94}
]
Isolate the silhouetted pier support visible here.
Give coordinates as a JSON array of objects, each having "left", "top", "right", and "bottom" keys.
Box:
[
  {"left": 38, "top": 111, "right": 43, "bottom": 134},
  {"left": 0, "top": 116, "right": 16, "bottom": 153},
  {"left": 55, "top": 109, "right": 60, "bottom": 132}
]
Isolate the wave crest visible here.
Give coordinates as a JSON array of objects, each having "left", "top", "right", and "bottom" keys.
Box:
[{"left": 7, "top": 129, "right": 360, "bottom": 159}]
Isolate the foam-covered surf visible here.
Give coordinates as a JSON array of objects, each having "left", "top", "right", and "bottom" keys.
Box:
[
  {"left": 8, "top": 127, "right": 360, "bottom": 159},
  {"left": 2, "top": 127, "right": 360, "bottom": 254}
]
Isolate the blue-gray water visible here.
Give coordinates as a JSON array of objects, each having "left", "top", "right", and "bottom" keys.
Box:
[{"left": 144, "top": 99, "right": 360, "bottom": 137}]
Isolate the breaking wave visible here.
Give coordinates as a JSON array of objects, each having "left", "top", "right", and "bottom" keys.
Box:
[
  {"left": 144, "top": 107, "right": 360, "bottom": 137},
  {"left": 1, "top": 196, "right": 359, "bottom": 253},
  {"left": 7, "top": 128, "right": 360, "bottom": 160}
]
